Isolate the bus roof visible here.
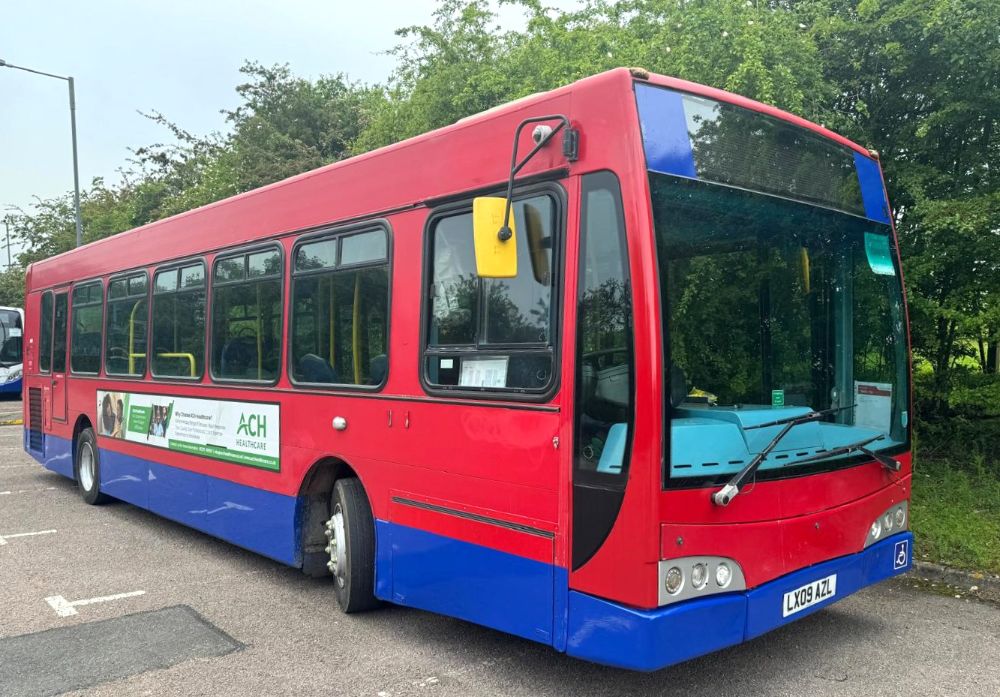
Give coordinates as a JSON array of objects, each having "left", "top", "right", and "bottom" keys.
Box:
[{"left": 28, "top": 68, "right": 873, "bottom": 290}]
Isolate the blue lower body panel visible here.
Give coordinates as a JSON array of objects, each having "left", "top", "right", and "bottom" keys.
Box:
[
  {"left": 567, "top": 532, "right": 914, "bottom": 671},
  {"left": 375, "top": 521, "right": 565, "bottom": 645},
  {"left": 31, "top": 435, "right": 301, "bottom": 566},
  {"left": 0, "top": 377, "right": 22, "bottom": 394}
]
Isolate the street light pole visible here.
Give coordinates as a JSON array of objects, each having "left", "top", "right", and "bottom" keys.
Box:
[
  {"left": 0, "top": 59, "right": 84, "bottom": 247},
  {"left": 67, "top": 77, "right": 83, "bottom": 248}
]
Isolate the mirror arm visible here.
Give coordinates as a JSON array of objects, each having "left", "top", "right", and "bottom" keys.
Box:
[{"left": 498, "top": 115, "right": 577, "bottom": 241}]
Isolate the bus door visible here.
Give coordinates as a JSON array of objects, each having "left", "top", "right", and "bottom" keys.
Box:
[{"left": 50, "top": 291, "right": 69, "bottom": 423}]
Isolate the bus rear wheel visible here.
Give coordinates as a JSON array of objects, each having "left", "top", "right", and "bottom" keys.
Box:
[
  {"left": 75, "top": 428, "right": 110, "bottom": 505},
  {"left": 324, "top": 477, "right": 378, "bottom": 613}
]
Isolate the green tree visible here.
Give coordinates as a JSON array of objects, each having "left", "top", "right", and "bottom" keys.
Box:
[{"left": 803, "top": 0, "right": 999, "bottom": 414}]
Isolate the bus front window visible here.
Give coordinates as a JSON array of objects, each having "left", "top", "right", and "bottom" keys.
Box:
[
  {"left": 651, "top": 175, "right": 909, "bottom": 485},
  {"left": 0, "top": 309, "right": 23, "bottom": 367}
]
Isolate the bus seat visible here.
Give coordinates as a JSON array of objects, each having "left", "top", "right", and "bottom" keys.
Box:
[
  {"left": 595, "top": 422, "right": 628, "bottom": 474},
  {"left": 298, "top": 353, "right": 337, "bottom": 384},
  {"left": 220, "top": 337, "right": 258, "bottom": 378},
  {"left": 369, "top": 354, "right": 387, "bottom": 385}
]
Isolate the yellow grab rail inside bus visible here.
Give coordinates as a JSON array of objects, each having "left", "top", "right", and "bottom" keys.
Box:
[
  {"left": 128, "top": 300, "right": 144, "bottom": 374},
  {"left": 156, "top": 352, "right": 196, "bottom": 377},
  {"left": 256, "top": 284, "right": 263, "bottom": 380},
  {"left": 327, "top": 276, "right": 337, "bottom": 367}
]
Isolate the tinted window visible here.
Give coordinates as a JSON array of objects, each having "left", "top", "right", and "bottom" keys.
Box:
[
  {"left": 290, "top": 228, "right": 389, "bottom": 386},
  {"left": 0, "top": 309, "right": 22, "bottom": 365},
  {"left": 39, "top": 293, "right": 53, "bottom": 372},
  {"left": 424, "top": 193, "right": 558, "bottom": 393},
  {"left": 52, "top": 293, "right": 68, "bottom": 373},
  {"left": 105, "top": 273, "right": 148, "bottom": 376},
  {"left": 71, "top": 282, "right": 103, "bottom": 374},
  {"left": 574, "top": 174, "right": 634, "bottom": 479},
  {"left": 151, "top": 263, "right": 206, "bottom": 378},
  {"left": 212, "top": 249, "right": 283, "bottom": 382}
]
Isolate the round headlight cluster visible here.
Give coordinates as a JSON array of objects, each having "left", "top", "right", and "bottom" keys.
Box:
[
  {"left": 659, "top": 557, "right": 745, "bottom": 605},
  {"left": 664, "top": 560, "right": 737, "bottom": 596},
  {"left": 864, "top": 502, "right": 909, "bottom": 548}
]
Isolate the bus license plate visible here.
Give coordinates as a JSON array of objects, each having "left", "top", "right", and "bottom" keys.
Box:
[{"left": 782, "top": 574, "right": 837, "bottom": 617}]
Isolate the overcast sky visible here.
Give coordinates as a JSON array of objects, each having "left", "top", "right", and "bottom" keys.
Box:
[{"left": 0, "top": 0, "right": 578, "bottom": 257}]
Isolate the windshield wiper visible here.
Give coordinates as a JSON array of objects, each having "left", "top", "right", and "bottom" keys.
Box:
[
  {"left": 783, "top": 434, "right": 901, "bottom": 473},
  {"left": 711, "top": 404, "right": 855, "bottom": 507}
]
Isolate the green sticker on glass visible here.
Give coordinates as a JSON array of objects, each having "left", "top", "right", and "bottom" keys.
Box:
[
  {"left": 864, "top": 232, "right": 896, "bottom": 276},
  {"left": 771, "top": 390, "right": 785, "bottom": 407}
]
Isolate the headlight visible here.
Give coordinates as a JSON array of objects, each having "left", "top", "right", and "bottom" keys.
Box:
[
  {"left": 715, "top": 563, "right": 732, "bottom": 588},
  {"left": 664, "top": 566, "right": 684, "bottom": 595},
  {"left": 691, "top": 563, "right": 708, "bottom": 590},
  {"left": 5, "top": 368, "right": 21, "bottom": 383},
  {"left": 658, "top": 557, "right": 745, "bottom": 606},
  {"left": 864, "top": 501, "right": 908, "bottom": 548}
]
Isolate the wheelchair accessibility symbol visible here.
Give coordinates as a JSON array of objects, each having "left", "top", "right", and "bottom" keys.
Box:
[{"left": 894, "top": 540, "right": 909, "bottom": 570}]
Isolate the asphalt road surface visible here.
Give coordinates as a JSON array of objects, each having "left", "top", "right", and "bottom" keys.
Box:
[{"left": 2, "top": 395, "right": 999, "bottom": 697}]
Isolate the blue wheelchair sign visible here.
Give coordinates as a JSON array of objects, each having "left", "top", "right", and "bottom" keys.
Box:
[{"left": 894, "top": 540, "right": 909, "bottom": 570}]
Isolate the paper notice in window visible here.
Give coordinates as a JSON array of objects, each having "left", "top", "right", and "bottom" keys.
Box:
[
  {"left": 459, "top": 357, "right": 508, "bottom": 388},
  {"left": 854, "top": 381, "right": 892, "bottom": 434}
]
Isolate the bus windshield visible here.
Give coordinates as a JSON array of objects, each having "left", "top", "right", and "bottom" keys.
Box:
[
  {"left": 652, "top": 175, "right": 909, "bottom": 485},
  {"left": 0, "top": 309, "right": 23, "bottom": 367}
]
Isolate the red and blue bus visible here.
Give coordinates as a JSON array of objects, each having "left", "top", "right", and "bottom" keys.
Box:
[{"left": 23, "top": 68, "right": 912, "bottom": 671}]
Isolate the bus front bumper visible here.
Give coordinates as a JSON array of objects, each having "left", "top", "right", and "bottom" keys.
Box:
[{"left": 566, "top": 531, "right": 913, "bottom": 672}]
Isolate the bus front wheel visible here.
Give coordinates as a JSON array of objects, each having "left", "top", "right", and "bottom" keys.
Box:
[
  {"left": 75, "top": 428, "right": 110, "bottom": 505},
  {"left": 325, "top": 477, "right": 378, "bottom": 613}
]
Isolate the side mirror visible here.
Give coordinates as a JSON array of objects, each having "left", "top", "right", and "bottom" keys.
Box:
[{"left": 472, "top": 197, "right": 517, "bottom": 278}]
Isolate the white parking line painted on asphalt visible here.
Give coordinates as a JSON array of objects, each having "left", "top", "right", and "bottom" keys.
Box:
[
  {"left": 0, "top": 464, "right": 34, "bottom": 469},
  {"left": 44, "top": 590, "right": 147, "bottom": 618},
  {"left": 0, "top": 529, "right": 57, "bottom": 545},
  {"left": 0, "top": 487, "right": 58, "bottom": 495}
]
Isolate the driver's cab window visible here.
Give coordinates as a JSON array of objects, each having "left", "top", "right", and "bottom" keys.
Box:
[
  {"left": 575, "top": 172, "right": 634, "bottom": 479},
  {"left": 423, "top": 192, "right": 559, "bottom": 395}
]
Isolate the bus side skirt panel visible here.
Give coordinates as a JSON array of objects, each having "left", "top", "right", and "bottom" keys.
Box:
[
  {"left": 36, "top": 431, "right": 73, "bottom": 478},
  {"left": 35, "top": 435, "right": 302, "bottom": 567},
  {"left": 376, "top": 520, "right": 561, "bottom": 647}
]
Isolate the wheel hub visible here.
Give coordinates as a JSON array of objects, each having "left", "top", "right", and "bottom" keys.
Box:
[
  {"left": 79, "top": 442, "right": 95, "bottom": 492},
  {"left": 324, "top": 504, "right": 347, "bottom": 588}
]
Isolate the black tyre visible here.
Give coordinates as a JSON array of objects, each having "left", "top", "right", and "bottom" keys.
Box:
[
  {"left": 326, "top": 477, "right": 378, "bottom": 613},
  {"left": 75, "top": 428, "right": 110, "bottom": 505}
]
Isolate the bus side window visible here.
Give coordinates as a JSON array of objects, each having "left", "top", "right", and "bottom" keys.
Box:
[
  {"left": 211, "top": 247, "right": 283, "bottom": 383},
  {"left": 105, "top": 273, "right": 148, "bottom": 377},
  {"left": 151, "top": 262, "right": 206, "bottom": 379},
  {"left": 70, "top": 281, "right": 104, "bottom": 375},
  {"left": 290, "top": 227, "right": 390, "bottom": 387},
  {"left": 39, "top": 291, "right": 53, "bottom": 373}
]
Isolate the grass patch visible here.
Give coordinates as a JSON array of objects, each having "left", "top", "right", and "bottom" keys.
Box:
[{"left": 911, "top": 455, "right": 1000, "bottom": 575}]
